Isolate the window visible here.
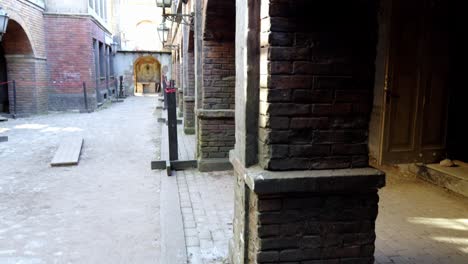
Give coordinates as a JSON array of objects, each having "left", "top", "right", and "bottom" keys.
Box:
[{"left": 99, "top": 42, "right": 105, "bottom": 78}]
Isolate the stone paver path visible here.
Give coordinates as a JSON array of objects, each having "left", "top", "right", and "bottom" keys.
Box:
[
  {"left": 177, "top": 170, "right": 233, "bottom": 264},
  {"left": 0, "top": 96, "right": 162, "bottom": 263},
  {"left": 176, "top": 166, "right": 468, "bottom": 263}
]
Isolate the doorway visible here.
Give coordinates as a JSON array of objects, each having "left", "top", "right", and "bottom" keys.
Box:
[
  {"left": 133, "top": 56, "right": 161, "bottom": 94},
  {"left": 0, "top": 46, "right": 8, "bottom": 113},
  {"left": 370, "top": 0, "right": 454, "bottom": 165}
]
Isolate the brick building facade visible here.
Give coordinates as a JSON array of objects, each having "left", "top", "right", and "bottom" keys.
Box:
[{"left": 0, "top": 0, "right": 116, "bottom": 115}]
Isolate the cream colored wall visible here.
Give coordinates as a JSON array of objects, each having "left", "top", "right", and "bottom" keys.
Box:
[
  {"left": 117, "top": 0, "right": 165, "bottom": 51},
  {"left": 45, "top": 0, "right": 88, "bottom": 13}
]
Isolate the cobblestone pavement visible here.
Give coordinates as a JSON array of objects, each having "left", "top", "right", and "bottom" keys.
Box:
[
  {"left": 176, "top": 170, "right": 234, "bottom": 264},
  {"left": 176, "top": 168, "right": 468, "bottom": 264},
  {"left": 0, "top": 97, "right": 162, "bottom": 263}
]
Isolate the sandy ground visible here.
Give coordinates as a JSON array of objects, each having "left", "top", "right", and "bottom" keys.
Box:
[{"left": 0, "top": 96, "right": 161, "bottom": 263}]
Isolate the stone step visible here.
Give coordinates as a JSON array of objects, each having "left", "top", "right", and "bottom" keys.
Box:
[
  {"left": 50, "top": 137, "right": 84, "bottom": 167},
  {"left": 417, "top": 161, "right": 468, "bottom": 198}
]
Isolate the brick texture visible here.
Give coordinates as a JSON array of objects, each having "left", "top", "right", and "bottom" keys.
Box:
[
  {"left": 249, "top": 192, "right": 378, "bottom": 263},
  {"left": 202, "top": 41, "right": 235, "bottom": 110},
  {"left": 197, "top": 0, "right": 236, "bottom": 164},
  {"left": 45, "top": 14, "right": 112, "bottom": 111},
  {"left": 259, "top": 0, "right": 379, "bottom": 170},
  {"left": 183, "top": 51, "right": 195, "bottom": 132},
  {"left": 1, "top": 0, "right": 48, "bottom": 115},
  {"left": 198, "top": 118, "right": 235, "bottom": 159}
]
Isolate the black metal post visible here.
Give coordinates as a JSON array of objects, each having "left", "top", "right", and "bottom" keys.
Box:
[
  {"left": 12, "top": 80, "right": 17, "bottom": 118},
  {"left": 167, "top": 85, "right": 179, "bottom": 162},
  {"left": 163, "top": 78, "right": 168, "bottom": 110},
  {"left": 82, "top": 82, "right": 89, "bottom": 112},
  {"left": 119, "top": 75, "right": 124, "bottom": 98}
]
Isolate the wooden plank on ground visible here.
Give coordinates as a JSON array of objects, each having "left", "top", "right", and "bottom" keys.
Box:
[{"left": 51, "top": 137, "right": 84, "bottom": 167}]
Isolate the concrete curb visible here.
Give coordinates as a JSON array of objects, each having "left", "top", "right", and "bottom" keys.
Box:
[{"left": 160, "top": 170, "right": 187, "bottom": 264}]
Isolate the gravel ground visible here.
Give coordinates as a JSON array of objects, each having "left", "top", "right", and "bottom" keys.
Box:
[{"left": 0, "top": 96, "right": 161, "bottom": 264}]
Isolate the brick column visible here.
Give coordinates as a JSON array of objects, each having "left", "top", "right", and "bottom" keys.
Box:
[
  {"left": 5, "top": 56, "right": 48, "bottom": 115},
  {"left": 183, "top": 50, "right": 196, "bottom": 134},
  {"left": 229, "top": 0, "right": 385, "bottom": 263},
  {"left": 197, "top": 0, "right": 236, "bottom": 171}
]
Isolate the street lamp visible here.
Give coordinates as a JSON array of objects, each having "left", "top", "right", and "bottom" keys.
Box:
[
  {"left": 156, "top": 0, "right": 172, "bottom": 8},
  {"left": 0, "top": 7, "right": 9, "bottom": 42},
  {"left": 157, "top": 22, "right": 169, "bottom": 44}
]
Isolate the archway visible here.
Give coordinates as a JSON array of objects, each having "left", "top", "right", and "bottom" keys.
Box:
[
  {"left": 195, "top": 0, "right": 236, "bottom": 171},
  {"left": 133, "top": 56, "right": 161, "bottom": 94},
  {"left": 0, "top": 19, "right": 36, "bottom": 114},
  {"left": 0, "top": 46, "right": 8, "bottom": 113}
]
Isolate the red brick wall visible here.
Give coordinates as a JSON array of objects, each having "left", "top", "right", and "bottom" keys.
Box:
[
  {"left": 202, "top": 41, "right": 235, "bottom": 110},
  {"left": 45, "top": 14, "right": 112, "bottom": 110},
  {"left": 45, "top": 15, "right": 94, "bottom": 94},
  {"left": 259, "top": 0, "right": 378, "bottom": 170}
]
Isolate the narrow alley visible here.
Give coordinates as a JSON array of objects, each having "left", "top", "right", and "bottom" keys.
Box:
[
  {"left": 0, "top": 97, "right": 161, "bottom": 263},
  {"left": 1, "top": 0, "right": 468, "bottom": 263}
]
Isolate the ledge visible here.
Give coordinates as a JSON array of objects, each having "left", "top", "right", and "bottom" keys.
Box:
[
  {"left": 196, "top": 109, "right": 235, "bottom": 119},
  {"left": 199, "top": 158, "right": 233, "bottom": 172},
  {"left": 230, "top": 152, "right": 385, "bottom": 194},
  {"left": 184, "top": 96, "right": 195, "bottom": 102}
]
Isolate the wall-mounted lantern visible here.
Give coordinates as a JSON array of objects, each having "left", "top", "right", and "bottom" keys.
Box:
[
  {"left": 0, "top": 7, "right": 10, "bottom": 42},
  {"left": 156, "top": 0, "right": 172, "bottom": 8},
  {"left": 157, "top": 22, "right": 169, "bottom": 44},
  {"left": 164, "top": 44, "right": 179, "bottom": 50},
  {"left": 158, "top": 0, "right": 193, "bottom": 27}
]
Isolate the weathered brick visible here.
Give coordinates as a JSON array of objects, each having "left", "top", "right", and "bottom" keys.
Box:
[
  {"left": 260, "top": 237, "right": 299, "bottom": 250},
  {"left": 289, "top": 145, "right": 330, "bottom": 157},
  {"left": 279, "top": 249, "right": 301, "bottom": 261},
  {"left": 257, "top": 251, "right": 279, "bottom": 262},
  {"left": 290, "top": 117, "right": 328, "bottom": 129},
  {"left": 258, "top": 225, "right": 280, "bottom": 238},
  {"left": 258, "top": 199, "right": 282, "bottom": 212}
]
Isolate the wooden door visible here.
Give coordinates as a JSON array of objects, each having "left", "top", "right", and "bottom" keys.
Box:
[{"left": 382, "top": 0, "right": 449, "bottom": 164}]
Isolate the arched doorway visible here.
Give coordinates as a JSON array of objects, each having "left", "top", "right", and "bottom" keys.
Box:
[
  {"left": 0, "top": 18, "right": 41, "bottom": 115},
  {"left": 133, "top": 56, "right": 161, "bottom": 94},
  {"left": 0, "top": 46, "right": 8, "bottom": 113}
]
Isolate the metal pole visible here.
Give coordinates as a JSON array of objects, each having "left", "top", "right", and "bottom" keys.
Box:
[
  {"left": 12, "top": 80, "right": 17, "bottom": 118},
  {"left": 163, "top": 77, "right": 168, "bottom": 110},
  {"left": 119, "top": 75, "right": 124, "bottom": 98},
  {"left": 83, "top": 82, "right": 89, "bottom": 112},
  {"left": 167, "top": 82, "right": 178, "bottom": 162}
]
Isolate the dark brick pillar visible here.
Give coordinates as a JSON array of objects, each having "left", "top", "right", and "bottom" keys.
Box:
[
  {"left": 177, "top": 50, "right": 184, "bottom": 117},
  {"left": 197, "top": 0, "right": 236, "bottom": 171},
  {"left": 183, "top": 51, "right": 196, "bottom": 134},
  {"left": 229, "top": 0, "right": 385, "bottom": 263}
]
